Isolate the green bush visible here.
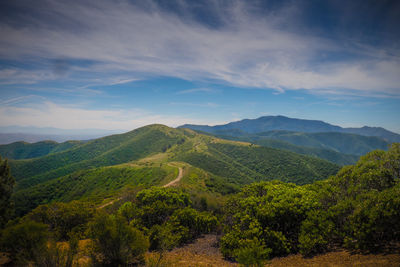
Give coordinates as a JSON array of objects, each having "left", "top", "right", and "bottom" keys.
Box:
[
  {"left": 0, "top": 220, "right": 48, "bottom": 265},
  {"left": 88, "top": 213, "right": 149, "bottom": 266},
  {"left": 220, "top": 181, "right": 317, "bottom": 261},
  {"left": 25, "top": 200, "right": 96, "bottom": 240}
]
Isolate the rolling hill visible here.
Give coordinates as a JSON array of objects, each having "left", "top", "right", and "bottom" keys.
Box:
[
  {"left": 9, "top": 124, "right": 340, "bottom": 215},
  {"left": 208, "top": 130, "right": 389, "bottom": 156},
  {"left": 210, "top": 133, "right": 359, "bottom": 165}
]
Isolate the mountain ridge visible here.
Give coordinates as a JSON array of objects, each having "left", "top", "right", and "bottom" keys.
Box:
[{"left": 179, "top": 115, "right": 400, "bottom": 142}]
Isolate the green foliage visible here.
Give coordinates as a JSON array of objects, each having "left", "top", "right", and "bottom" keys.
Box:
[
  {"left": 0, "top": 156, "right": 14, "bottom": 228},
  {"left": 24, "top": 200, "right": 96, "bottom": 240},
  {"left": 135, "top": 187, "right": 192, "bottom": 228},
  {"left": 210, "top": 129, "right": 389, "bottom": 156},
  {"left": 35, "top": 236, "right": 79, "bottom": 267},
  {"left": 0, "top": 220, "right": 49, "bottom": 265},
  {"left": 88, "top": 213, "right": 149, "bottom": 266},
  {"left": 13, "top": 165, "right": 171, "bottom": 216},
  {"left": 169, "top": 207, "right": 218, "bottom": 244},
  {"left": 215, "top": 133, "right": 359, "bottom": 165},
  {"left": 220, "top": 181, "right": 318, "bottom": 261},
  {"left": 233, "top": 239, "right": 271, "bottom": 267},
  {"left": 299, "top": 143, "right": 400, "bottom": 254}
]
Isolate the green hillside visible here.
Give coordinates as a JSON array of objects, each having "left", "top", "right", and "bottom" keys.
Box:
[
  {"left": 12, "top": 163, "right": 178, "bottom": 215},
  {"left": 212, "top": 133, "right": 359, "bottom": 165},
  {"left": 10, "top": 124, "right": 340, "bottom": 216},
  {"left": 255, "top": 131, "right": 389, "bottom": 155},
  {"left": 0, "top": 140, "right": 81, "bottom": 160},
  {"left": 207, "top": 129, "right": 389, "bottom": 156},
  {"left": 11, "top": 125, "right": 188, "bottom": 190}
]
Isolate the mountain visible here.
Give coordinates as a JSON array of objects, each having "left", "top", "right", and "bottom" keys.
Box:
[
  {"left": 180, "top": 115, "right": 400, "bottom": 143},
  {"left": 0, "top": 140, "right": 82, "bottom": 160},
  {"left": 10, "top": 124, "right": 340, "bottom": 215}
]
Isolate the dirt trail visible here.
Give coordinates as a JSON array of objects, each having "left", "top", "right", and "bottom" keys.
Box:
[
  {"left": 163, "top": 167, "right": 183, "bottom": 187},
  {"left": 98, "top": 197, "right": 121, "bottom": 209},
  {"left": 99, "top": 166, "right": 183, "bottom": 208}
]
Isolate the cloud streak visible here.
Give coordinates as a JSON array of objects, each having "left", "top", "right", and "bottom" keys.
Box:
[{"left": 0, "top": 0, "right": 399, "bottom": 96}]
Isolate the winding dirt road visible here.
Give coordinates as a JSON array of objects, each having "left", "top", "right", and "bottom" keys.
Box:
[{"left": 163, "top": 167, "right": 183, "bottom": 187}]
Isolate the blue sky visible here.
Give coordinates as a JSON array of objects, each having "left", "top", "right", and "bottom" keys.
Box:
[{"left": 0, "top": 0, "right": 399, "bottom": 133}]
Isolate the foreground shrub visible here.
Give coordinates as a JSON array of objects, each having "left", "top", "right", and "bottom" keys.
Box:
[
  {"left": 88, "top": 213, "right": 149, "bottom": 266},
  {"left": 0, "top": 220, "right": 48, "bottom": 265},
  {"left": 221, "top": 181, "right": 318, "bottom": 261}
]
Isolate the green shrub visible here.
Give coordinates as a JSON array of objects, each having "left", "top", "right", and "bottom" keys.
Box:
[
  {"left": 0, "top": 220, "right": 48, "bottom": 265},
  {"left": 88, "top": 213, "right": 149, "bottom": 266}
]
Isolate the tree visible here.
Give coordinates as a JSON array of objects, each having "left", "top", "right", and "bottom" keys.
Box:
[{"left": 0, "top": 156, "right": 15, "bottom": 228}]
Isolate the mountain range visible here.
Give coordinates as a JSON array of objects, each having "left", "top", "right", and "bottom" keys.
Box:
[{"left": 180, "top": 115, "right": 400, "bottom": 143}]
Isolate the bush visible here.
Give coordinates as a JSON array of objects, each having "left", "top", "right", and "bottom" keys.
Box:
[
  {"left": 0, "top": 220, "right": 48, "bottom": 265},
  {"left": 88, "top": 213, "right": 149, "bottom": 266},
  {"left": 221, "top": 181, "right": 318, "bottom": 261},
  {"left": 25, "top": 200, "right": 96, "bottom": 240}
]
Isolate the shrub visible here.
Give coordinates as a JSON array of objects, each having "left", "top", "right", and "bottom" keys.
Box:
[
  {"left": 88, "top": 213, "right": 149, "bottom": 266},
  {"left": 0, "top": 220, "right": 48, "bottom": 265}
]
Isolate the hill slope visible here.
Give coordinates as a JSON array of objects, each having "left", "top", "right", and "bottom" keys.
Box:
[
  {"left": 10, "top": 124, "right": 340, "bottom": 215},
  {"left": 210, "top": 130, "right": 389, "bottom": 156},
  {"left": 211, "top": 133, "right": 359, "bottom": 165}
]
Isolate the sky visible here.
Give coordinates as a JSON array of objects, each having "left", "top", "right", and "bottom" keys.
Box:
[{"left": 0, "top": 0, "right": 399, "bottom": 134}]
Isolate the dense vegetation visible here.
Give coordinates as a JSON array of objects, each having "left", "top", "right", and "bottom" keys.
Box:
[
  {"left": 13, "top": 164, "right": 176, "bottom": 216},
  {"left": 10, "top": 125, "right": 187, "bottom": 191},
  {"left": 7, "top": 125, "right": 339, "bottom": 217},
  {"left": 213, "top": 132, "right": 359, "bottom": 165},
  {"left": 0, "top": 140, "right": 81, "bottom": 160},
  {"left": 207, "top": 129, "right": 388, "bottom": 158},
  {"left": 1, "top": 187, "right": 217, "bottom": 266},
  {"left": 220, "top": 143, "right": 400, "bottom": 265}
]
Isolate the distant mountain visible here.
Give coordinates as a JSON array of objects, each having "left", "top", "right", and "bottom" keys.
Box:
[
  {"left": 10, "top": 124, "right": 339, "bottom": 215},
  {"left": 180, "top": 115, "right": 400, "bottom": 143}
]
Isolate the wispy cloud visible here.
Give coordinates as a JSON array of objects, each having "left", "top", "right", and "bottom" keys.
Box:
[
  {"left": 176, "top": 88, "right": 218, "bottom": 94},
  {"left": 0, "top": 0, "right": 399, "bottom": 96}
]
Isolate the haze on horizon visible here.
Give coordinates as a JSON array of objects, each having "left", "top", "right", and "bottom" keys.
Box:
[{"left": 0, "top": 0, "right": 399, "bottom": 133}]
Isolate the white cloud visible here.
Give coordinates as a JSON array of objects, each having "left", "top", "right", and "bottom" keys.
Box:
[{"left": 0, "top": 0, "right": 399, "bottom": 96}]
